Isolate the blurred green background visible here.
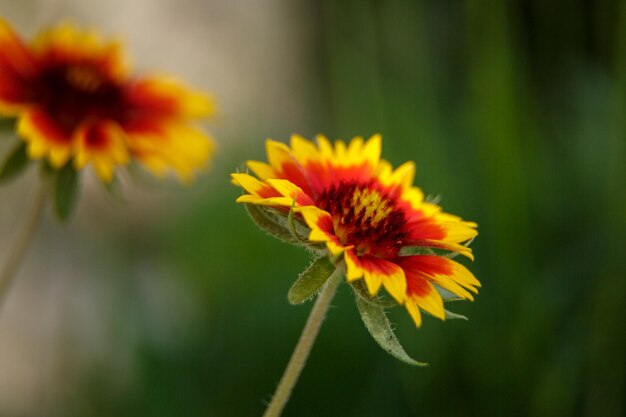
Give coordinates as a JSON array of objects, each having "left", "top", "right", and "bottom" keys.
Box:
[{"left": 0, "top": 0, "right": 625, "bottom": 416}]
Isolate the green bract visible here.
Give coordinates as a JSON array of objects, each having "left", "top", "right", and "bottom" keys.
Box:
[
  {"left": 288, "top": 256, "right": 335, "bottom": 304},
  {"left": 242, "top": 200, "right": 441, "bottom": 366},
  {"left": 355, "top": 295, "right": 427, "bottom": 366},
  {"left": 53, "top": 161, "right": 80, "bottom": 222},
  {"left": 0, "top": 141, "right": 30, "bottom": 184}
]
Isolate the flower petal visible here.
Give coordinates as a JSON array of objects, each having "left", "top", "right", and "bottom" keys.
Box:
[
  {"left": 231, "top": 173, "right": 282, "bottom": 199},
  {"left": 128, "top": 123, "right": 214, "bottom": 181},
  {"left": 411, "top": 279, "right": 445, "bottom": 320},
  {"left": 266, "top": 178, "right": 315, "bottom": 206},
  {"left": 266, "top": 139, "right": 295, "bottom": 171},
  {"left": 400, "top": 255, "right": 480, "bottom": 300},
  {"left": 379, "top": 160, "right": 416, "bottom": 191},
  {"left": 125, "top": 76, "right": 214, "bottom": 119},
  {"left": 246, "top": 160, "right": 277, "bottom": 180},
  {"left": 0, "top": 17, "right": 37, "bottom": 80},
  {"left": 344, "top": 252, "right": 406, "bottom": 303},
  {"left": 32, "top": 22, "right": 128, "bottom": 81},
  {"left": 290, "top": 134, "right": 321, "bottom": 166},
  {"left": 73, "top": 120, "right": 129, "bottom": 181},
  {"left": 362, "top": 134, "right": 382, "bottom": 167},
  {"left": 298, "top": 206, "right": 344, "bottom": 253},
  {"left": 405, "top": 300, "right": 423, "bottom": 327},
  {"left": 315, "top": 134, "right": 335, "bottom": 162},
  {"left": 17, "top": 108, "right": 72, "bottom": 166}
]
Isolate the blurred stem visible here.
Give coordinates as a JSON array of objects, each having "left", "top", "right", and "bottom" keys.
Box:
[
  {"left": 262, "top": 263, "right": 344, "bottom": 417},
  {"left": 0, "top": 179, "right": 47, "bottom": 310}
]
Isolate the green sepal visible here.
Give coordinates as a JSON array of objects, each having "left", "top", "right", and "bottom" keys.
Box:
[
  {"left": 355, "top": 295, "right": 427, "bottom": 366},
  {"left": 54, "top": 162, "right": 80, "bottom": 222},
  {"left": 434, "top": 285, "right": 466, "bottom": 302},
  {"left": 444, "top": 309, "right": 468, "bottom": 320},
  {"left": 103, "top": 174, "right": 126, "bottom": 204},
  {"left": 417, "top": 302, "right": 468, "bottom": 321},
  {"left": 287, "top": 197, "right": 306, "bottom": 242},
  {"left": 0, "top": 117, "right": 16, "bottom": 131},
  {"left": 288, "top": 256, "right": 335, "bottom": 304},
  {"left": 0, "top": 141, "right": 30, "bottom": 184},
  {"left": 424, "top": 194, "right": 441, "bottom": 204},
  {"left": 398, "top": 246, "right": 435, "bottom": 256},
  {"left": 444, "top": 237, "right": 476, "bottom": 260},
  {"left": 351, "top": 279, "right": 397, "bottom": 308},
  {"left": 244, "top": 203, "right": 309, "bottom": 246},
  {"left": 39, "top": 159, "right": 56, "bottom": 178},
  {"left": 399, "top": 238, "right": 475, "bottom": 259}
]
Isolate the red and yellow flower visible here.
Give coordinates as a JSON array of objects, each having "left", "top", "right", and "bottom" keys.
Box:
[
  {"left": 0, "top": 18, "right": 215, "bottom": 182},
  {"left": 232, "top": 134, "right": 480, "bottom": 327}
]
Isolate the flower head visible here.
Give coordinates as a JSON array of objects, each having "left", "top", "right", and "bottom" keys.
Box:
[
  {"left": 232, "top": 134, "right": 480, "bottom": 327},
  {"left": 0, "top": 18, "right": 215, "bottom": 182}
]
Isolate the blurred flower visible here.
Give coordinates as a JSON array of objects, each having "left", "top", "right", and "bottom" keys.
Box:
[
  {"left": 232, "top": 134, "right": 480, "bottom": 327},
  {"left": 0, "top": 18, "right": 215, "bottom": 182}
]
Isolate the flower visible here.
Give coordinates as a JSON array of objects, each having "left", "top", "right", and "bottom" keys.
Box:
[
  {"left": 232, "top": 134, "right": 480, "bottom": 327},
  {"left": 0, "top": 18, "right": 215, "bottom": 182}
]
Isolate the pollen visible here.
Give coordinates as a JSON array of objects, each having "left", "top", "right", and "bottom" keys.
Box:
[
  {"left": 351, "top": 187, "right": 393, "bottom": 226},
  {"left": 317, "top": 181, "right": 407, "bottom": 258},
  {"left": 65, "top": 65, "right": 105, "bottom": 92}
]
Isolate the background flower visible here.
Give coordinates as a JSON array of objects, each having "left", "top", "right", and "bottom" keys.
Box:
[{"left": 0, "top": 18, "right": 215, "bottom": 182}]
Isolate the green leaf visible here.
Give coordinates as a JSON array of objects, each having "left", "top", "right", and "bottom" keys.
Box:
[
  {"left": 351, "top": 279, "right": 397, "bottom": 308},
  {"left": 0, "top": 141, "right": 30, "bottom": 183},
  {"left": 244, "top": 204, "right": 308, "bottom": 245},
  {"left": 355, "top": 295, "right": 427, "bottom": 366},
  {"left": 54, "top": 162, "right": 80, "bottom": 221},
  {"left": 288, "top": 256, "right": 335, "bottom": 304}
]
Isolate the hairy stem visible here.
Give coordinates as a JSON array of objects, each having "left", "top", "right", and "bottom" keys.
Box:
[
  {"left": 0, "top": 181, "right": 47, "bottom": 310},
  {"left": 262, "top": 264, "right": 344, "bottom": 417}
]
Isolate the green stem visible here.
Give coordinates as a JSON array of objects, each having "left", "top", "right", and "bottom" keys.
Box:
[
  {"left": 0, "top": 180, "right": 47, "bottom": 310},
  {"left": 262, "top": 263, "right": 344, "bottom": 417}
]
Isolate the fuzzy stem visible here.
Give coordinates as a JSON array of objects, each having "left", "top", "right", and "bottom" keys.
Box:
[
  {"left": 0, "top": 180, "right": 47, "bottom": 310},
  {"left": 262, "top": 264, "right": 344, "bottom": 417}
]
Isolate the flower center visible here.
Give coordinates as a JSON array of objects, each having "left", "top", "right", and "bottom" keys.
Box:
[
  {"left": 35, "top": 62, "right": 124, "bottom": 138},
  {"left": 316, "top": 181, "right": 407, "bottom": 259},
  {"left": 65, "top": 65, "right": 107, "bottom": 93}
]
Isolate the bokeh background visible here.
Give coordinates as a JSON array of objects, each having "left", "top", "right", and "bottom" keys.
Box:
[{"left": 0, "top": 0, "right": 624, "bottom": 416}]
